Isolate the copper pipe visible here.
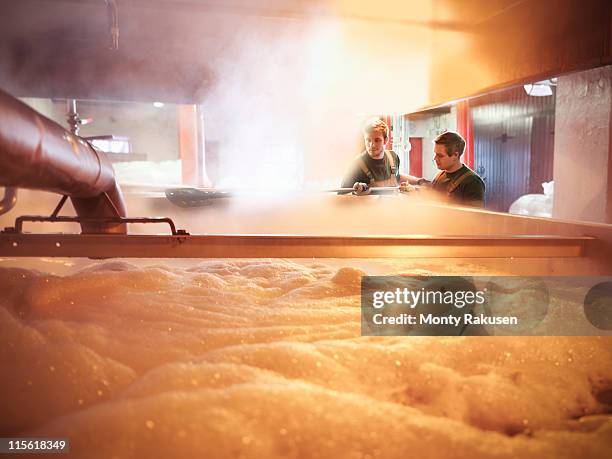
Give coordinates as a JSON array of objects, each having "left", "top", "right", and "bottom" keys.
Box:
[{"left": 0, "top": 88, "right": 127, "bottom": 234}]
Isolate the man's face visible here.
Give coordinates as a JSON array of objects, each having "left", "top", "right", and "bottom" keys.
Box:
[
  {"left": 433, "top": 143, "right": 459, "bottom": 171},
  {"left": 364, "top": 130, "right": 386, "bottom": 158}
]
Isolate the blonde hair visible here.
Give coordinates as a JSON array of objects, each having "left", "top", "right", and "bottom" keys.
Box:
[{"left": 363, "top": 117, "right": 389, "bottom": 141}]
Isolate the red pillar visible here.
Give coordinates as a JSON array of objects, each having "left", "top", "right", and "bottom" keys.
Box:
[
  {"left": 383, "top": 115, "right": 393, "bottom": 150},
  {"left": 408, "top": 138, "right": 423, "bottom": 177},
  {"left": 456, "top": 101, "right": 474, "bottom": 169},
  {"left": 178, "top": 105, "right": 200, "bottom": 186}
]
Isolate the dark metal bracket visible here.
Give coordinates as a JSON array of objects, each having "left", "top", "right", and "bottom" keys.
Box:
[{"left": 1, "top": 195, "right": 189, "bottom": 236}]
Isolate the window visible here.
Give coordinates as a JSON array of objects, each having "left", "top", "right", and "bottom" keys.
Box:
[{"left": 90, "top": 136, "right": 131, "bottom": 154}]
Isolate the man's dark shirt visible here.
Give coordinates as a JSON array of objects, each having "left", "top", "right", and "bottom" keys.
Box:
[
  {"left": 341, "top": 150, "right": 401, "bottom": 189},
  {"left": 431, "top": 164, "right": 485, "bottom": 205}
]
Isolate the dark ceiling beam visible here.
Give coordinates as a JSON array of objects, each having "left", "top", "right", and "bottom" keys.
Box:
[{"left": 16, "top": 0, "right": 472, "bottom": 30}]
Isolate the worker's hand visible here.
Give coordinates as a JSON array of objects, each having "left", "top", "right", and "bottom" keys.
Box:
[
  {"left": 352, "top": 182, "right": 370, "bottom": 195},
  {"left": 399, "top": 181, "right": 416, "bottom": 193}
]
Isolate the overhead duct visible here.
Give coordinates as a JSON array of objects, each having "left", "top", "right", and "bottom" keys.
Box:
[{"left": 0, "top": 88, "right": 127, "bottom": 234}]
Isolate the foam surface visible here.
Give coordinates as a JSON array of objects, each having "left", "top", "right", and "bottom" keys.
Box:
[{"left": 1, "top": 259, "right": 611, "bottom": 458}]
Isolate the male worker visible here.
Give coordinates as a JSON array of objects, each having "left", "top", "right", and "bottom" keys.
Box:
[
  {"left": 428, "top": 131, "right": 485, "bottom": 207},
  {"left": 341, "top": 118, "right": 423, "bottom": 194}
]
